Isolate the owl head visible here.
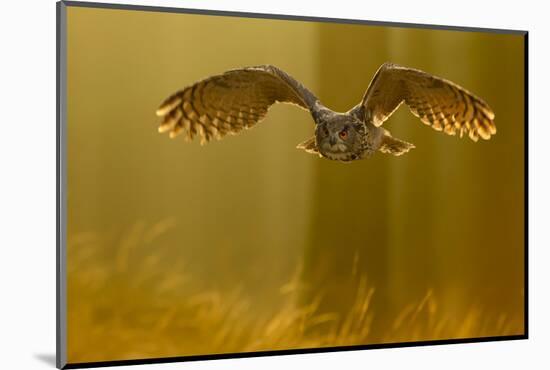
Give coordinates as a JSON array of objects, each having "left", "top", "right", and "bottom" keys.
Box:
[{"left": 315, "top": 116, "right": 363, "bottom": 161}]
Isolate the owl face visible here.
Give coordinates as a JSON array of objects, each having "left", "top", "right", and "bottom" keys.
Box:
[{"left": 316, "top": 118, "right": 363, "bottom": 161}]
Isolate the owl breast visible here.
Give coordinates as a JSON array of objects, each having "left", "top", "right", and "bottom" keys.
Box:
[
  {"left": 322, "top": 151, "right": 359, "bottom": 162},
  {"left": 319, "top": 141, "right": 365, "bottom": 162}
]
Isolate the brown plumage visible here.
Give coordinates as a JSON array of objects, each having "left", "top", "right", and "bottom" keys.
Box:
[
  {"left": 156, "top": 63, "right": 495, "bottom": 162},
  {"left": 355, "top": 63, "right": 496, "bottom": 141}
]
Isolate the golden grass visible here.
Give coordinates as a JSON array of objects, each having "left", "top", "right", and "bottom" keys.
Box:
[{"left": 67, "top": 221, "right": 524, "bottom": 363}]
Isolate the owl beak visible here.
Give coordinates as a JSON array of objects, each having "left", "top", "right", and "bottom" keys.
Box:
[{"left": 329, "top": 137, "right": 337, "bottom": 146}]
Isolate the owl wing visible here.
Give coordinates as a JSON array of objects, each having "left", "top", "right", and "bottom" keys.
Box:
[
  {"left": 156, "top": 65, "right": 319, "bottom": 144},
  {"left": 351, "top": 62, "right": 496, "bottom": 141}
]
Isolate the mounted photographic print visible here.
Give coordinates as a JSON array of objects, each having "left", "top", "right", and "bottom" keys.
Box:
[{"left": 56, "top": 1, "right": 528, "bottom": 368}]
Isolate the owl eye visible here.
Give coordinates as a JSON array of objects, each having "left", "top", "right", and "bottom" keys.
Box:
[{"left": 339, "top": 129, "right": 348, "bottom": 140}]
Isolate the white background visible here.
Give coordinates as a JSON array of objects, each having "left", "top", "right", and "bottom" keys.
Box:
[{"left": 0, "top": 0, "right": 547, "bottom": 369}]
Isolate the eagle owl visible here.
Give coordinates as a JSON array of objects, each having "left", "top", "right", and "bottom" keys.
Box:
[{"left": 156, "top": 63, "right": 496, "bottom": 162}]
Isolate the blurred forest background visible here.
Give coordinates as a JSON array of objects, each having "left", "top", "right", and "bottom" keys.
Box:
[{"left": 65, "top": 6, "right": 525, "bottom": 364}]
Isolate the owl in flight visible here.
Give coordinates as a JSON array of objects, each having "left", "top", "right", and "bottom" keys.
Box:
[{"left": 156, "top": 63, "right": 495, "bottom": 162}]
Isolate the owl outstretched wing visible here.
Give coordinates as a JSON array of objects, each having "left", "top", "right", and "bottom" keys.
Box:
[
  {"left": 351, "top": 62, "right": 496, "bottom": 142},
  {"left": 156, "top": 65, "right": 319, "bottom": 144}
]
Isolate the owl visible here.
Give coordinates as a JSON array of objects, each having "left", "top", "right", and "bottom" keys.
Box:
[{"left": 156, "top": 63, "right": 495, "bottom": 162}]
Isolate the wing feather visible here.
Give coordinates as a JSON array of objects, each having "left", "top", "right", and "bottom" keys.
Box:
[
  {"left": 156, "top": 65, "right": 319, "bottom": 144},
  {"left": 352, "top": 62, "right": 496, "bottom": 142}
]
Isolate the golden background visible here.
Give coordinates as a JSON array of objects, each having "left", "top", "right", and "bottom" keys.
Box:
[{"left": 66, "top": 6, "right": 525, "bottom": 363}]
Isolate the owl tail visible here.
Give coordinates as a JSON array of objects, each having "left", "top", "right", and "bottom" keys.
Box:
[{"left": 379, "top": 130, "right": 415, "bottom": 156}]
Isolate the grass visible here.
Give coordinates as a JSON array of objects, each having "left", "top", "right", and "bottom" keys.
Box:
[{"left": 67, "top": 221, "right": 524, "bottom": 363}]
